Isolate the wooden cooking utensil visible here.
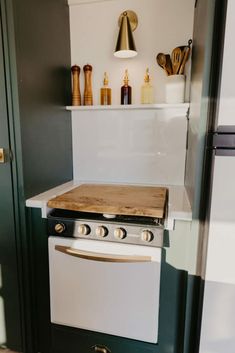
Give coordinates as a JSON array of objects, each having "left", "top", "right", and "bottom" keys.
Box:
[
  {"left": 178, "top": 39, "right": 192, "bottom": 75},
  {"left": 179, "top": 45, "right": 186, "bottom": 52},
  {"left": 178, "top": 47, "right": 191, "bottom": 75},
  {"left": 171, "top": 47, "right": 183, "bottom": 75},
  {"left": 156, "top": 53, "right": 170, "bottom": 76},
  {"left": 165, "top": 54, "right": 173, "bottom": 76}
]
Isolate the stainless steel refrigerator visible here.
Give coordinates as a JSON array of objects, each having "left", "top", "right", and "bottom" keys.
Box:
[{"left": 198, "top": 0, "right": 235, "bottom": 352}]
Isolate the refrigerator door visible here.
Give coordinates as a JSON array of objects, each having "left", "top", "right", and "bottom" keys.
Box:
[
  {"left": 199, "top": 155, "right": 235, "bottom": 353},
  {"left": 216, "top": 0, "right": 235, "bottom": 127}
]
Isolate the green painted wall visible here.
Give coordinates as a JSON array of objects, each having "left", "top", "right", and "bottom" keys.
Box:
[
  {"left": 8, "top": 0, "right": 73, "bottom": 198},
  {"left": 0, "top": 0, "right": 73, "bottom": 351}
]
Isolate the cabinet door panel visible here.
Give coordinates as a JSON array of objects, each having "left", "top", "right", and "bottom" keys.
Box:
[{"left": 0, "top": 10, "right": 22, "bottom": 350}]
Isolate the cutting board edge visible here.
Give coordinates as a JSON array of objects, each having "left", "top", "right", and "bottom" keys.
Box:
[{"left": 47, "top": 201, "right": 165, "bottom": 219}]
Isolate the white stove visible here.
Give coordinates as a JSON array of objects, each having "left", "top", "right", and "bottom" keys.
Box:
[{"left": 47, "top": 208, "right": 164, "bottom": 343}]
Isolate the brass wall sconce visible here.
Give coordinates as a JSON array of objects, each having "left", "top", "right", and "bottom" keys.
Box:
[{"left": 114, "top": 10, "right": 138, "bottom": 58}]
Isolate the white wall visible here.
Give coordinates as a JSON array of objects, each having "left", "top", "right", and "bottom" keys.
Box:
[
  {"left": 72, "top": 106, "right": 188, "bottom": 185},
  {"left": 68, "top": 0, "right": 195, "bottom": 186},
  {"left": 69, "top": 0, "right": 195, "bottom": 105}
]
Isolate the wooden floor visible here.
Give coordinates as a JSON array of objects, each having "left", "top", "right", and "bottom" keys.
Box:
[{"left": 0, "top": 349, "right": 19, "bottom": 353}]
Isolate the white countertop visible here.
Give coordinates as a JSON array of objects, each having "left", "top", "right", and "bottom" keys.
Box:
[{"left": 26, "top": 180, "right": 192, "bottom": 230}]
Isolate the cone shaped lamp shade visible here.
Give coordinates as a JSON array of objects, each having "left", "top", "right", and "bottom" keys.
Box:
[{"left": 114, "top": 11, "right": 138, "bottom": 58}]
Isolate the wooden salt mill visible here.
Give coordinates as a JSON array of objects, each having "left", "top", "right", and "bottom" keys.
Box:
[
  {"left": 71, "top": 65, "right": 81, "bottom": 106},
  {"left": 83, "top": 64, "right": 93, "bottom": 105}
]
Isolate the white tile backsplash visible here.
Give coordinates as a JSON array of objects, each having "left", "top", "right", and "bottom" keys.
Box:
[{"left": 72, "top": 106, "right": 188, "bottom": 185}]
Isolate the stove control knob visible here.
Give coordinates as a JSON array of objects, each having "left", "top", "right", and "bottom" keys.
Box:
[
  {"left": 55, "top": 223, "right": 65, "bottom": 234},
  {"left": 78, "top": 224, "right": 91, "bottom": 236},
  {"left": 141, "top": 230, "right": 154, "bottom": 243},
  {"left": 114, "top": 228, "right": 127, "bottom": 240},
  {"left": 96, "top": 226, "right": 108, "bottom": 238}
]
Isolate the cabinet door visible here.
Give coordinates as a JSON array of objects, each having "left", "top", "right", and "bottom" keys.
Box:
[{"left": 0, "top": 11, "right": 22, "bottom": 351}]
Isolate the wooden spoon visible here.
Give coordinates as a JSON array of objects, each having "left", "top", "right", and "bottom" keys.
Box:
[
  {"left": 156, "top": 53, "right": 170, "bottom": 76},
  {"left": 171, "top": 47, "right": 183, "bottom": 75},
  {"left": 178, "top": 47, "right": 191, "bottom": 75},
  {"left": 178, "top": 39, "right": 192, "bottom": 75},
  {"left": 165, "top": 54, "right": 173, "bottom": 76}
]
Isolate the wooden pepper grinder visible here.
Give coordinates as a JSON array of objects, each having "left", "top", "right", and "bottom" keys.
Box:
[
  {"left": 71, "top": 65, "right": 81, "bottom": 106},
  {"left": 83, "top": 64, "right": 93, "bottom": 105}
]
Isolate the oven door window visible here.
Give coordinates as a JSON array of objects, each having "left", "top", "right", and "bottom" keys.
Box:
[{"left": 48, "top": 237, "right": 161, "bottom": 343}]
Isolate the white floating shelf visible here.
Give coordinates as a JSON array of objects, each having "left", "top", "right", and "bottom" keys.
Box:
[{"left": 66, "top": 103, "right": 189, "bottom": 111}]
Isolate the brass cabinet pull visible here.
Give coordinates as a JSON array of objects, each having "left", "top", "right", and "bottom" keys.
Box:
[
  {"left": 0, "top": 148, "right": 6, "bottom": 163},
  {"left": 55, "top": 245, "right": 152, "bottom": 263},
  {"left": 92, "top": 345, "right": 111, "bottom": 353}
]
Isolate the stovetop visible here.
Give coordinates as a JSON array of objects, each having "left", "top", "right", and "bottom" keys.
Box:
[
  {"left": 47, "top": 209, "right": 164, "bottom": 248},
  {"left": 48, "top": 209, "right": 162, "bottom": 226}
]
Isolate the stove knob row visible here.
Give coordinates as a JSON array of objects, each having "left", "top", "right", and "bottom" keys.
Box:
[
  {"left": 114, "top": 228, "right": 127, "bottom": 240},
  {"left": 55, "top": 223, "right": 66, "bottom": 234},
  {"left": 76, "top": 224, "right": 154, "bottom": 243},
  {"left": 96, "top": 226, "right": 108, "bottom": 238},
  {"left": 78, "top": 224, "right": 91, "bottom": 236},
  {"left": 141, "top": 230, "right": 154, "bottom": 243}
]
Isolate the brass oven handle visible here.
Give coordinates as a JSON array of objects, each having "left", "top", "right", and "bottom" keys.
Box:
[{"left": 55, "top": 245, "right": 152, "bottom": 263}]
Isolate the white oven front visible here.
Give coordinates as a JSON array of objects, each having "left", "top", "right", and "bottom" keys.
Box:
[{"left": 48, "top": 236, "right": 161, "bottom": 343}]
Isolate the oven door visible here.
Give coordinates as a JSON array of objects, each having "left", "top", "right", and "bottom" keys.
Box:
[{"left": 48, "top": 237, "right": 161, "bottom": 343}]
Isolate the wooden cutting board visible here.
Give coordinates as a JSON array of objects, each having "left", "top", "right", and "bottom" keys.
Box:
[{"left": 47, "top": 184, "right": 168, "bottom": 218}]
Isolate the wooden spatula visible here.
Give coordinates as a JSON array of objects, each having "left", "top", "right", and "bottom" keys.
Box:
[
  {"left": 178, "top": 39, "right": 192, "bottom": 75},
  {"left": 165, "top": 54, "right": 173, "bottom": 76},
  {"left": 171, "top": 47, "right": 183, "bottom": 75},
  {"left": 178, "top": 47, "right": 191, "bottom": 75}
]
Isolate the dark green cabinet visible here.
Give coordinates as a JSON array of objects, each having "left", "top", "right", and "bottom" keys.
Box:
[
  {"left": 0, "top": 0, "right": 72, "bottom": 351},
  {"left": 0, "top": 13, "right": 22, "bottom": 350}
]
